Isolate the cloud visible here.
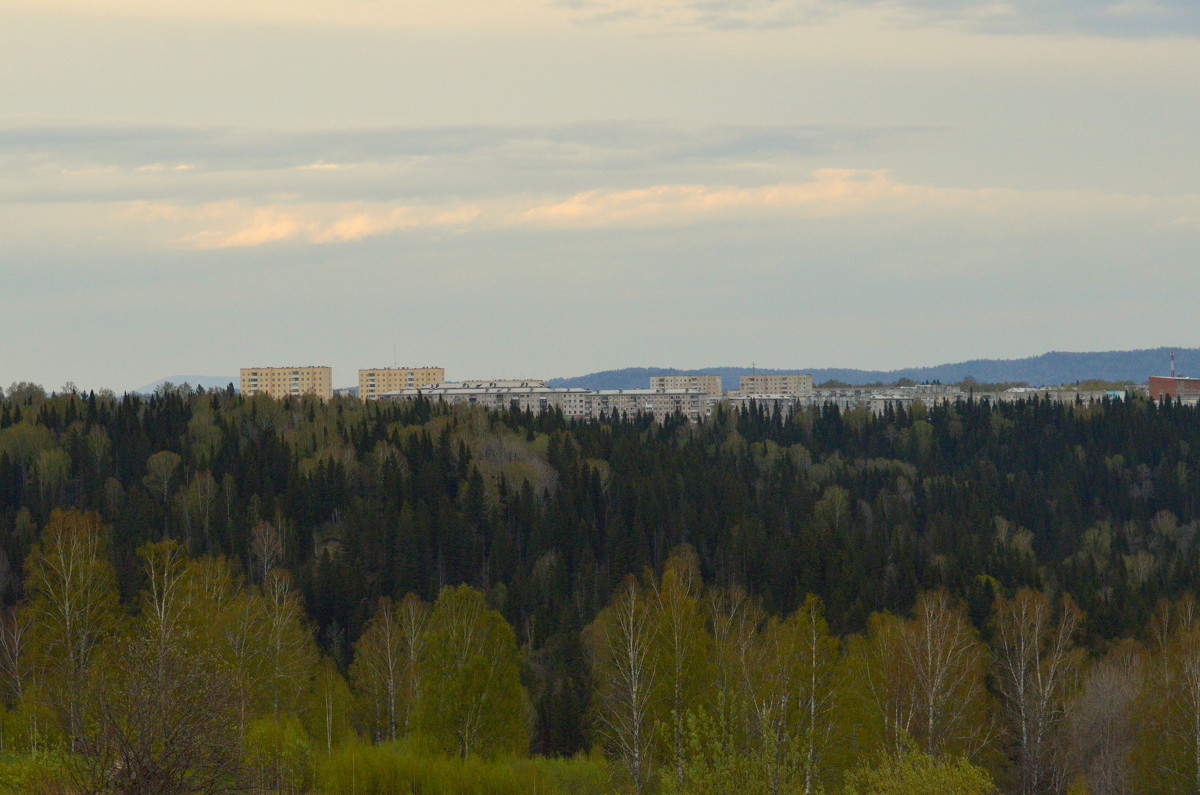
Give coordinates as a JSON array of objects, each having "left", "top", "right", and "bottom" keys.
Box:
[
  {"left": 135, "top": 200, "right": 486, "bottom": 249},
  {"left": 123, "top": 170, "right": 1200, "bottom": 249},
  {"left": 19, "top": 0, "right": 1196, "bottom": 36},
  {"left": 560, "top": 0, "right": 1200, "bottom": 36},
  {"left": 0, "top": 119, "right": 928, "bottom": 171},
  {"left": 0, "top": 119, "right": 939, "bottom": 205},
  {"left": 7, "top": 0, "right": 551, "bottom": 31}
]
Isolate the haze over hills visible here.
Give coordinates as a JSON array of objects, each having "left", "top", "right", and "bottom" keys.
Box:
[{"left": 547, "top": 348, "right": 1198, "bottom": 391}]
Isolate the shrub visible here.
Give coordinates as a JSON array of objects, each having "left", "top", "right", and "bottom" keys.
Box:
[{"left": 316, "top": 739, "right": 608, "bottom": 795}]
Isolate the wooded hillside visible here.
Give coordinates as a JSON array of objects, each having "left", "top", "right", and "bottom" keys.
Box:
[{"left": 0, "top": 383, "right": 1198, "bottom": 792}]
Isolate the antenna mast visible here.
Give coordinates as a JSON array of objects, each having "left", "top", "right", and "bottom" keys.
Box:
[{"left": 1172, "top": 351, "right": 1176, "bottom": 379}]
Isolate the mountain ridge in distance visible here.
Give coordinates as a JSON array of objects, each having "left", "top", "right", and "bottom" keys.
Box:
[{"left": 547, "top": 347, "right": 1198, "bottom": 391}]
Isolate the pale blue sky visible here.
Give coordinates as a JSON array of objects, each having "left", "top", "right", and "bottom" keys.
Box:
[{"left": 3, "top": 0, "right": 1198, "bottom": 391}]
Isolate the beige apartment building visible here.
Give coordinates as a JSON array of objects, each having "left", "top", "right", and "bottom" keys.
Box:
[
  {"left": 240, "top": 367, "right": 333, "bottom": 400},
  {"left": 359, "top": 367, "right": 445, "bottom": 400},
  {"left": 649, "top": 374, "right": 723, "bottom": 397},
  {"left": 738, "top": 372, "right": 814, "bottom": 396},
  {"left": 739, "top": 374, "right": 816, "bottom": 398}
]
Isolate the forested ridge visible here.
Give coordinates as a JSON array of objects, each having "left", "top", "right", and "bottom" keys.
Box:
[{"left": 1, "top": 382, "right": 1200, "bottom": 792}]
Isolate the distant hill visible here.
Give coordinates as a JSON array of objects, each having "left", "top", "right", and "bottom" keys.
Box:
[
  {"left": 547, "top": 348, "right": 1197, "bottom": 390},
  {"left": 134, "top": 375, "right": 237, "bottom": 394}
]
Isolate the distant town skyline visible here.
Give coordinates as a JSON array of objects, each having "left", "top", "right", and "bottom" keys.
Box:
[{"left": 4, "top": 0, "right": 1198, "bottom": 393}]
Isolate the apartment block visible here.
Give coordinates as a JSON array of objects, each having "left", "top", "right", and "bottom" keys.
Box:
[
  {"left": 359, "top": 366, "right": 445, "bottom": 400},
  {"left": 240, "top": 367, "right": 333, "bottom": 400},
  {"left": 383, "top": 383, "right": 706, "bottom": 421},
  {"left": 649, "top": 374, "right": 723, "bottom": 397},
  {"left": 385, "top": 382, "right": 590, "bottom": 416},
  {"left": 591, "top": 389, "right": 707, "bottom": 421},
  {"left": 738, "top": 372, "right": 814, "bottom": 397}
]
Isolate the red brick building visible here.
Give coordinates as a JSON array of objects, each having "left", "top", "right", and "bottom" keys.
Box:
[{"left": 1148, "top": 376, "right": 1200, "bottom": 401}]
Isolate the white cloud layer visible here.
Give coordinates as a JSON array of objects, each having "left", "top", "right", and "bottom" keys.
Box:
[
  {"left": 561, "top": 0, "right": 1200, "bottom": 36},
  {"left": 13, "top": 0, "right": 1200, "bottom": 36}
]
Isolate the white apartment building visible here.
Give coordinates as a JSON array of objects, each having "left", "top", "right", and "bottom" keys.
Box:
[
  {"left": 383, "top": 383, "right": 706, "bottom": 421},
  {"left": 588, "top": 388, "right": 707, "bottom": 421},
  {"left": 384, "top": 382, "right": 590, "bottom": 417}
]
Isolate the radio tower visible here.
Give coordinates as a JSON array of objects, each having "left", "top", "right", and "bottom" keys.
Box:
[{"left": 1172, "top": 351, "right": 1176, "bottom": 379}]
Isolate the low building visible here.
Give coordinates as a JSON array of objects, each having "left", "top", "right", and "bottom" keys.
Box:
[
  {"left": 649, "top": 374, "right": 723, "bottom": 397},
  {"left": 460, "top": 379, "right": 546, "bottom": 389},
  {"left": 985, "top": 387, "right": 1121, "bottom": 405},
  {"left": 383, "top": 383, "right": 706, "bottom": 421},
  {"left": 359, "top": 367, "right": 445, "bottom": 400},
  {"left": 384, "top": 381, "right": 591, "bottom": 417},
  {"left": 1149, "top": 376, "right": 1200, "bottom": 402},
  {"left": 240, "top": 366, "right": 333, "bottom": 400},
  {"left": 723, "top": 393, "right": 798, "bottom": 414}
]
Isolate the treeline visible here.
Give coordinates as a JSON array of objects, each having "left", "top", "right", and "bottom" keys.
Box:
[
  {"left": 0, "top": 508, "right": 597, "bottom": 792},
  {"left": 587, "top": 547, "right": 1200, "bottom": 794},
  {"left": 2, "top": 382, "right": 1200, "bottom": 790}
]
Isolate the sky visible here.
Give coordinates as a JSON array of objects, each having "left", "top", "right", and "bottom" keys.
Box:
[{"left": 3, "top": 0, "right": 1199, "bottom": 392}]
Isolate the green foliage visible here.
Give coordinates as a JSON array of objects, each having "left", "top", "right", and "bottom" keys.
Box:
[
  {"left": 416, "top": 585, "right": 529, "bottom": 759},
  {"left": 7, "top": 382, "right": 1200, "bottom": 782},
  {"left": 316, "top": 740, "right": 608, "bottom": 795},
  {"left": 242, "top": 715, "right": 315, "bottom": 793},
  {"left": 660, "top": 695, "right": 773, "bottom": 795},
  {"left": 0, "top": 751, "right": 72, "bottom": 794},
  {"left": 843, "top": 750, "right": 995, "bottom": 794},
  {"left": 304, "top": 657, "right": 356, "bottom": 756},
  {"left": 350, "top": 594, "right": 427, "bottom": 743},
  {"left": 23, "top": 510, "right": 120, "bottom": 750}
]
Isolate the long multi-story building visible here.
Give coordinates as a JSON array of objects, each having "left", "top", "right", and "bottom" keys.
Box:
[
  {"left": 383, "top": 381, "right": 590, "bottom": 416},
  {"left": 382, "top": 382, "right": 706, "bottom": 421},
  {"left": 592, "top": 388, "right": 707, "bottom": 420},
  {"left": 649, "top": 374, "right": 723, "bottom": 397},
  {"left": 738, "top": 372, "right": 814, "bottom": 397},
  {"left": 240, "top": 366, "right": 333, "bottom": 400},
  {"left": 359, "top": 366, "right": 445, "bottom": 400}
]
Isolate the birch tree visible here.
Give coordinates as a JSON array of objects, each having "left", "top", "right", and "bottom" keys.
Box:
[
  {"left": 415, "top": 584, "right": 527, "bottom": 759},
  {"left": 990, "top": 588, "right": 1082, "bottom": 794},
  {"left": 143, "top": 450, "right": 181, "bottom": 540},
  {"left": 862, "top": 591, "right": 994, "bottom": 762},
  {"left": 651, "top": 546, "right": 713, "bottom": 791},
  {"left": 179, "top": 470, "right": 218, "bottom": 553},
  {"left": 24, "top": 509, "right": 119, "bottom": 750},
  {"left": 350, "top": 594, "right": 428, "bottom": 742},
  {"left": 1067, "top": 640, "right": 1142, "bottom": 795},
  {"left": 1133, "top": 596, "right": 1200, "bottom": 793},
  {"left": 72, "top": 541, "right": 240, "bottom": 794},
  {"left": 0, "top": 607, "right": 34, "bottom": 752},
  {"left": 261, "top": 569, "right": 317, "bottom": 718},
  {"left": 586, "top": 578, "right": 657, "bottom": 793},
  {"left": 757, "top": 595, "right": 840, "bottom": 795}
]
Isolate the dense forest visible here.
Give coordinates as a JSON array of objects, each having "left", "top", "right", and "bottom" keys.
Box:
[{"left": 1, "top": 382, "right": 1200, "bottom": 792}]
